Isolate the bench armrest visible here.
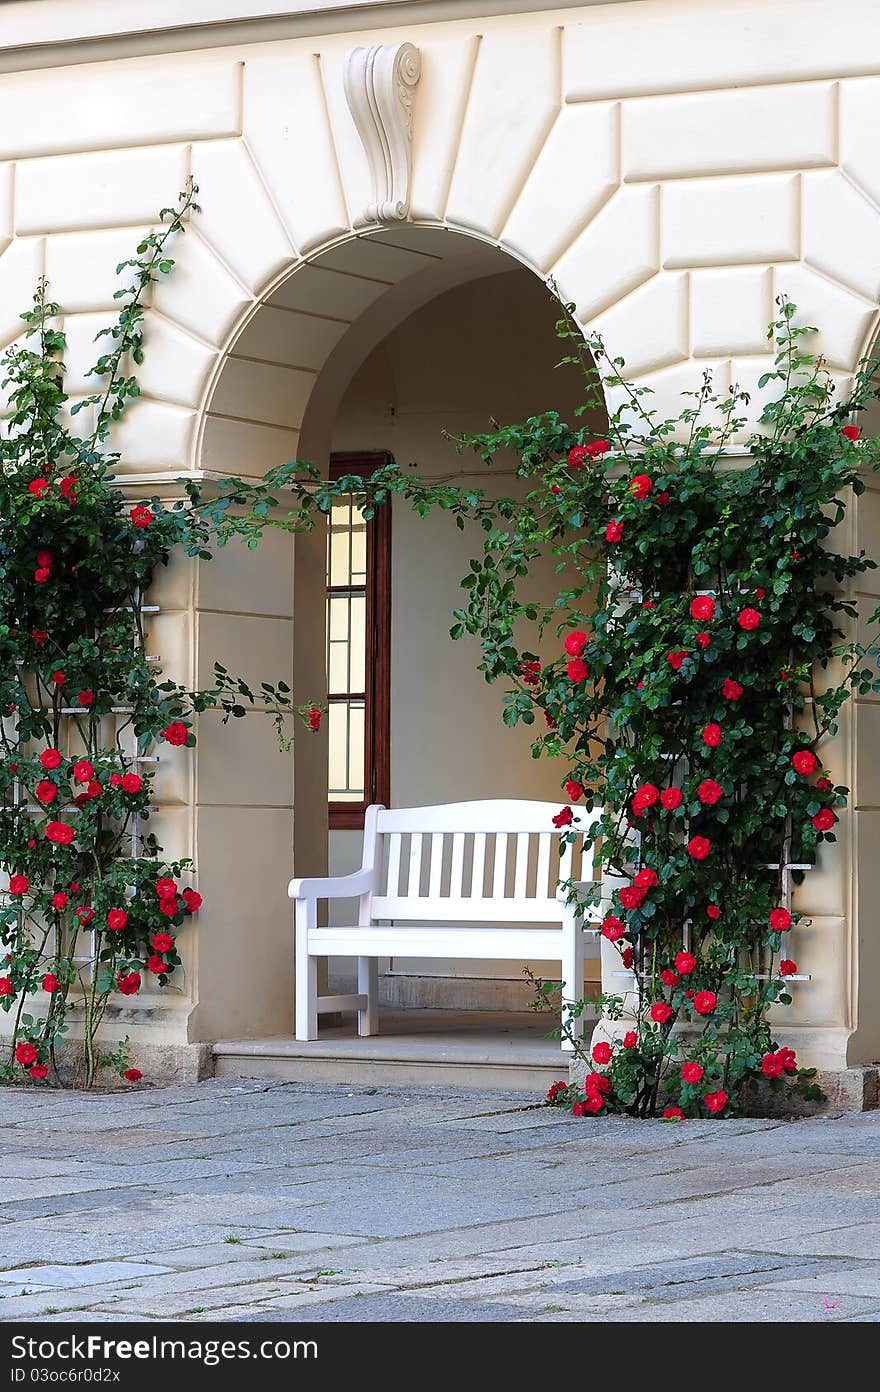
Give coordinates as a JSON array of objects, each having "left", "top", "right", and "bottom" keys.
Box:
[{"left": 288, "top": 868, "right": 378, "bottom": 901}]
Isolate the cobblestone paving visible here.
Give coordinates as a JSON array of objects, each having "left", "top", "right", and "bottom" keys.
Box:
[{"left": 1, "top": 1079, "right": 879, "bottom": 1322}]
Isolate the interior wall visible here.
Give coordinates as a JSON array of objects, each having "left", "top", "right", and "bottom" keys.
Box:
[{"left": 327, "top": 268, "right": 603, "bottom": 1007}]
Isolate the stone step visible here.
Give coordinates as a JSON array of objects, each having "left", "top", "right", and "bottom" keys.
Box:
[{"left": 212, "top": 1009, "right": 591, "bottom": 1093}]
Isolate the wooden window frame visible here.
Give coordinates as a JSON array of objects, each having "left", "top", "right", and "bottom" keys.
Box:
[{"left": 327, "top": 451, "right": 392, "bottom": 831}]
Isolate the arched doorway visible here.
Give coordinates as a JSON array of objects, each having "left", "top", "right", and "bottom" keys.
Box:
[{"left": 198, "top": 225, "right": 607, "bottom": 1064}]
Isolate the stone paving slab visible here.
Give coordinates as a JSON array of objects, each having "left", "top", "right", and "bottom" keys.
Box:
[{"left": 0, "top": 1079, "right": 879, "bottom": 1323}]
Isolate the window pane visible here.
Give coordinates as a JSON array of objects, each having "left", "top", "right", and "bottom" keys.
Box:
[
  {"left": 328, "top": 699, "right": 365, "bottom": 801},
  {"left": 328, "top": 497, "right": 367, "bottom": 587},
  {"left": 327, "top": 593, "right": 366, "bottom": 697}
]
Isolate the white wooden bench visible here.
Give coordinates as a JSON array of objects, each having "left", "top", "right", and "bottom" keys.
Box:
[{"left": 288, "top": 799, "right": 601, "bottom": 1050}]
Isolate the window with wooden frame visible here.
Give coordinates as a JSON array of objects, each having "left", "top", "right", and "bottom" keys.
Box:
[{"left": 326, "top": 452, "right": 392, "bottom": 830}]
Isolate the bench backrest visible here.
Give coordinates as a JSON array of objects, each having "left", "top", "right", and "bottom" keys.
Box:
[{"left": 362, "top": 800, "right": 599, "bottom": 924}]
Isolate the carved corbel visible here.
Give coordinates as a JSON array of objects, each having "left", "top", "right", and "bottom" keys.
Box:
[{"left": 343, "top": 42, "right": 422, "bottom": 226}]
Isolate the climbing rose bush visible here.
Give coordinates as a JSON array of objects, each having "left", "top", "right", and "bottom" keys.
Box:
[
  {"left": 450, "top": 300, "right": 880, "bottom": 1118},
  {"left": 0, "top": 183, "right": 321, "bottom": 1087}
]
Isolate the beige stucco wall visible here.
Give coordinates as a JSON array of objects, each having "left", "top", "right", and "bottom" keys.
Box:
[{"left": 1, "top": 0, "right": 880, "bottom": 1066}]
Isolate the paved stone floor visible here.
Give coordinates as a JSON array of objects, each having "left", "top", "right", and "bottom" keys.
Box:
[{"left": 1, "top": 1079, "right": 879, "bottom": 1322}]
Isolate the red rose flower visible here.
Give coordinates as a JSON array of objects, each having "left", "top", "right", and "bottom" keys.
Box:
[
  {"left": 737, "top": 607, "right": 761, "bottom": 631},
  {"left": 45, "top": 821, "right": 75, "bottom": 845},
  {"left": 0, "top": 979, "right": 12, "bottom": 996},
  {"left": 571, "top": 1101, "right": 587, "bottom": 1117},
  {"left": 650, "top": 1002, "right": 673, "bottom": 1024},
  {"left": 106, "top": 909, "right": 128, "bottom": 932},
  {"left": 51, "top": 892, "right": 68, "bottom": 911},
  {"left": 151, "top": 932, "right": 174, "bottom": 953},
  {"left": 591, "top": 1041, "right": 612, "bottom": 1065},
  {"left": 583, "top": 1093, "right": 605, "bottom": 1114},
  {"left": 161, "top": 722, "right": 188, "bottom": 747},
  {"left": 656, "top": 492, "right": 670, "bottom": 505},
  {"left": 632, "top": 783, "right": 660, "bottom": 812},
  {"left": 722, "top": 678, "right": 743, "bottom": 701},
  {"left": 769, "top": 908, "right": 791, "bottom": 931},
  {"left": 601, "top": 915, "right": 625, "bottom": 942},
  {"left": 520, "top": 659, "right": 541, "bottom": 686},
  {"left": 689, "top": 595, "right": 715, "bottom": 622},
  {"left": 59, "top": 473, "right": 78, "bottom": 501},
  {"left": 754, "top": 588, "right": 766, "bottom": 601},
  {"left": 841, "top": 424, "right": 860, "bottom": 441},
  {"left": 663, "top": 1106, "right": 685, "bottom": 1120},
  {"left": 36, "top": 549, "right": 52, "bottom": 567},
  {"left": 635, "top": 866, "right": 658, "bottom": 889},
  {"left": 51, "top": 671, "right": 66, "bottom": 687},
  {"left": 307, "top": 707, "right": 322, "bottom": 732},
  {"left": 34, "top": 567, "right": 51, "bottom": 583},
  {"left": 72, "top": 759, "right": 94, "bottom": 784},
  {"left": 623, "top": 1031, "right": 637, "bottom": 1049},
  {"left": 159, "top": 898, "right": 178, "bottom": 918},
  {"left": 155, "top": 878, "right": 177, "bottom": 899},
  {"left": 816, "top": 777, "right": 833, "bottom": 792},
  {"left": 8, "top": 874, "right": 28, "bottom": 895},
  {"left": 693, "top": 990, "right": 717, "bottom": 1015},
  {"left": 31, "top": 629, "right": 48, "bottom": 645},
  {"left": 704, "top": 1090, "right": 728, "bottom": 1114},
  {"left": 586, "top": 440, "right": 610, "bottom": 458},
  {"left": 778, "top": 1046, "right": 797, "bottom": 1073},
  {"left": 15, "top": 1042, "right": 38, "bottom": 1066},
  {"left": 28, "top": 478, "right": 49, "bottom": 498},
  {"left": 565, "top": 779, "right": 584, "bottom": 802},
  {"left": 681, "top": 1061, "right": 704, "bottom": 1084},
  {"left": 697, "top": 779, "right": 723, "bottom": 805},
  {"left": 779, "top": 959, "right": 797, "bottom": 976},
  {"left": 567, "top": 445, "right": 588, "bottom": 469},
  {"left": 674, "top": 950, "right": 696, "bottom": 975},
  {"left": 629, "top": 474, "right": 653, "bottom": 499},
  {"left": 42, "top": 973, "right": 59, "bottom": 993},
  {"left": 604, "top": 519, "right": 624, "bottom": 544},
  {"left": 619, "top": 886, "right": 646, "bottom": 910},
  {"left": 76, "top": 907, "right": 94, "bottom": 925},
  {"left": 130, "top": 505, "right": 153, "bottom": 529},
  {"left": 761, "top": 1051, "right": 784, "bottom": 1079},
  {"left": 660, "top": 787, "right": 683, "bottom": 810},
  {"left": 660, "top": 969, "right": 679, "bottom": 987},
  {"left": 622, "top": 946, "right": 634, "bottom": 969},
  {"left": 182, "top": 888, "right": 202, "bottom": 912},
  {"left": 35, "top": 780, "right": 58, "bottom": 804},
  {"left": 147, "top": 954, "right": 167, "bottom": 975},
  {"left": 564, "top": 631, "right": 588, "bottom": 657},
  {"left": 546, "top": 1080, "right": 566, "bottom": 1102},
  {"left": 706, "top": 904, "right": 721, "bottom": 919},
  {"left": 77, "top": 691, "right": 94, "bottom": 707},
  {"left": 116, "top": 971, "right": 141, "bottom": 996},
  {"left": 702, "top": 723, "right": 722, "bottom": 747},
  {"left": 40, "top": 749, "right": 62, "bottom": 770},
  {"left": 696, "top": 631, "right": 711, "bottom": 649},
  {"left": 642, "top": 600, "right": 655, "bottom": 610},
  {"left": 123, "top": 1067, "right": 143, "bottom": 1082},
  {"left": 792, "top": 749, "right": 818, "bottom": 776},
  {"left": 121, "top": 773, "right": 142, "bottom": 794},
  {"left": 687, "top": 836, "right": 712, "bottom": 861},
  {"left": 667, "top": 650, "right": 690, "bottom": 671},
  {"left": 812, "top": 808, "right": 836, "bottom": 832},
  {"left": 29, "top": 1064, "right": 48, "bottom": 1080},
  {"left": 566, "top": 657, "right": 589, "bottom": 683},
  {"left": 584, "top": 1072, "right": 611, "bottom": 1095},
  {"left": 550, "top": 484, "right": 561, "bottom": 495},
  {"left": 552, "top": 807, "right": 574, "bottom": 829}
]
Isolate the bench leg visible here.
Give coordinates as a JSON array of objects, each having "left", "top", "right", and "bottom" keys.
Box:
[
  {"left": 561, "top": 912, "right": 585, "bottom": 1053},
  {"left": 357, "top": 957, "right": 379, "bottom": 1037},
  {"left": 295, "top": 899, "right": 318, "bottom": 1041}
]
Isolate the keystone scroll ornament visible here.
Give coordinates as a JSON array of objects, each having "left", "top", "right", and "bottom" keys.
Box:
[{"left": 343, "top": 42, "right": 422, "bottom": 226}]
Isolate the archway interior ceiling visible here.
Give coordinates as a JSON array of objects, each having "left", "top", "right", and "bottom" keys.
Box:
[{"left": 1, "top": 5, "right": 879, "bottom": 475}]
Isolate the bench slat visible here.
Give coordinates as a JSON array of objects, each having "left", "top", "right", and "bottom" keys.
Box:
[
  {"left": 428, "top": 832, "right": 443, "bottom": 898},
  {"left": 536, "top": 833, "right": 551, "bottom": 898},
  {"left": 471, "top": 832, "right": 486, "bottom": 897},
  {"left": 514, "top": 832, "right": 529, "bottom": 899},
  {"left": 387, "top": 833, "right": 401, "bottom": 896},
  {"left": 492, "top": 833, "right": 508, "bottom": 898},
  {"left": 450, "top": 832, "right": 465, "bottom": 897},
  {"left": 308, "top": 924, "right": 568, "bottom": 959},
  {"left": 407, "top": 832, "right": 423, "bottom": 896},
  {"left": 368, "top": 894, "right": 570, "bottom": 922}
]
